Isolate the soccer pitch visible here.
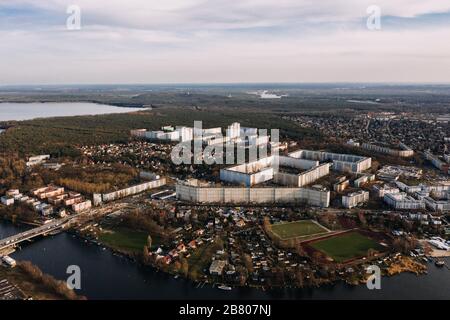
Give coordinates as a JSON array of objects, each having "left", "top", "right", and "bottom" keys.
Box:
[
  {"left": 270, "top": 220, "right": 329, "bottom": 240},
  {"left": 310, "top": 231, "right": 384, "bottom": 263}
]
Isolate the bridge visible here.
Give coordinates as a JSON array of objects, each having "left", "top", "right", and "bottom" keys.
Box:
[
  {"left": 0, "top": 216, "right": 74, "bottom": 251},
  {"left": 0, "top": 202, "right": 128, "bottom": 253}
]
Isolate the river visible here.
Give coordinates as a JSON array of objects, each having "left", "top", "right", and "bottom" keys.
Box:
[
  {"left": 1, "top": 222, "right": 449, "bottom": 300},
  {"left": 0, "top": 102, "right": 144, "bottom": 121}
]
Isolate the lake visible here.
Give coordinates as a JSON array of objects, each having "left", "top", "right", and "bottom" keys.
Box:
[
  {"left": 1, "top": 222, "right": 449, "bottom": 300},
  {"left": 0, "top": 102, "right": 144, "bottom": 121}
]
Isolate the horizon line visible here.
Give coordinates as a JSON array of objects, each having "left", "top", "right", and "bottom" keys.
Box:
[{"left": 3, "top": 81, "right": 450, "bottom": 88}]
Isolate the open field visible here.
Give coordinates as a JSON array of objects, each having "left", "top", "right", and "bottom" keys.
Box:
[
  {"left": 310, "top": 231, "right": 384, "bottom": 263},
  {"left": 99, "top": 227, "right": 148, "bottom": 254},
  {"left": 270, "top": 220, "right": 329, "bottom": 240}
]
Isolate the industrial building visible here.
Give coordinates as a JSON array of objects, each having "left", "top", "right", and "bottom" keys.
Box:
[
  {"left": 342, "top": 191, "right": 369, "bottom": 208},
  {"left": 176, "top": 179, "right": 330, "bottom": 207}
]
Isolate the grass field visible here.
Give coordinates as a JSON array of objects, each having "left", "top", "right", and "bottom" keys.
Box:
[
  {"left": 270, "top": 220, "right": 329, "bottom": 240},
  {"left": 310, "top": 231, "right": 384, "bottom": 263},
  {"left": 99, "top": 227, "right": 149, "bottom": 254}
]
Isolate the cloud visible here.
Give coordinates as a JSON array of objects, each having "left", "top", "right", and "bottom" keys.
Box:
[{"left": 0, "top": 1, "right": 450, "bottom": 84}]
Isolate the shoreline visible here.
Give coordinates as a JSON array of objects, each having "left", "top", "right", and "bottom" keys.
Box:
[
  {"left": 0, "top": 220, "right": 447, "bottom": 300},
  {"left": 0, "top": 260, "right": 85, "bottom": 300},
  {"left": 0, "top": 100, "right": 146, "bottom": 109},
  {"left": 71, "top": 227, "right": 430, "bottom": 293},
  {"left": 0, "top": 101, "right": 148, "bottom": 123}
]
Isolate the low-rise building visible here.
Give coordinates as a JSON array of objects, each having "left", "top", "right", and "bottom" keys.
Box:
[
  {"left": 26, "top": 154, "right": 50, "bottom": 167},
  {"left": 32, "top": 186, "right": 65, "bottom": 200},
  {"left": 72, "top": 200, "right": 92, "bottom": 212},
  {"left": 334, "top": 179, "right": 350, "bottom": 192},
  {"left": 1, "top": 196, "right": 14, "bottom": 206},
  {"left": 353, "top": 174, "right": 375, "bottom": 188},
  {"left": 5, "top": 189, "right": 19, "bottom": 197},
  {"left": 342, "top": 190, "right": 369, "bottom": 209},
  {"left": 209, "top": 260, "right": 227, "bottom": 276}
]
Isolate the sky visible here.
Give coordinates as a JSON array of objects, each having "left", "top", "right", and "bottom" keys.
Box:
[{"left": 1, "top": 0, "right": 450, "bottom": 85}]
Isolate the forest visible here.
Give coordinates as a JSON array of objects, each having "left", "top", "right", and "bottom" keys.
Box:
[{"left": 0, "top": 106, "right": 321, "bottom": 156}]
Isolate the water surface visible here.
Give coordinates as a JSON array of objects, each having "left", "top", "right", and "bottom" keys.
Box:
[
  {"left": 2, "top": 222, "right": 448, "bottom": 300},
  {"left": 0, "top": 102, "right": 144, "bottom": 121}
]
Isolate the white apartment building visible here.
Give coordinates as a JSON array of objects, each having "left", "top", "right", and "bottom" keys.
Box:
[
  {"left": 384, "top": 192, "right": 426, "bottom": 210},
  {"left": 373, "top": 184, "right": 399, "bottom": 198},
  {"left": 342, "top": 190, "right": 369, "bottom": 209}
]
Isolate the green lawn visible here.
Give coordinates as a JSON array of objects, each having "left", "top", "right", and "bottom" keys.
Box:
[
  {"left": 271, "top": 220, "right": 329, "bottom": 240},
  {"left": 99, "top": 227, "right": 149, "bottom": 254},
  {"left": 310, "top": 232, "right": 384, "bottom": 263}
]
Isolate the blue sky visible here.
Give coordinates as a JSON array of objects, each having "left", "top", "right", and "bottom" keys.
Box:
[{"left": 1, "top": 0, "right": 450, "bottom": 84}]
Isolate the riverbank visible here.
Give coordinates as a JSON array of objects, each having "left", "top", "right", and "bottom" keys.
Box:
[
  {"left": 0, "top": 102, "right": 146, "bottom": 122},
  {"left": 386, "top": 256, "right": 428, "bottom": 276},
  {"left": 3, "top": 226, "right": 449, "bottom": 299},
  {"left": 0, "top": 219, "right": 447, "bottom": 299},
  {"left": 0, "top": 261, "right": 85, "bottom": 300},
  {"left": 74, "top": 224, "right": 430, "bottom": 292}
]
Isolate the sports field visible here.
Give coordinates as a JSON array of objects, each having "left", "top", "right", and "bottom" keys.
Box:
[
  {"left": 310, "top": 231, "right": 384, "bottom": 263},
  {"left": 270, "top": 220, "right": 329, "bottom": 240}
]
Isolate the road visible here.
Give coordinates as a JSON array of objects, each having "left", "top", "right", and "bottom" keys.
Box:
[{"left": 0, "top": 215, "right": 75, "bottom": 251}]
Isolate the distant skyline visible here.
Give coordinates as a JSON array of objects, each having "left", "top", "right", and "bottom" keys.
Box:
[{"left": 1, "top": 1, "right": 450, "bottom": 85}]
